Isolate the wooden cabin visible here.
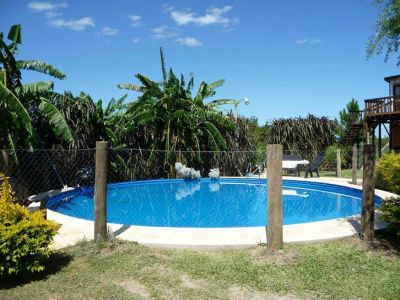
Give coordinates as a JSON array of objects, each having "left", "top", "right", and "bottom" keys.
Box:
[
  {"left": 364, "top": 75, "right": 400, "bottom": 154},
  {"left": 341, "top": 75, "right": 400, "bottom": 156}
]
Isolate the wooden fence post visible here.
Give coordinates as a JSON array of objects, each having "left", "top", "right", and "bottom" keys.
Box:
[
  {"left": 361, "top": 144, "right": 375, "bottom": 241},
  {"left": 352, "top": 144, "right": 358, "bottom": 185},
  {"left": 336, "top": 149, "right": 341, "bottom": 177},
  {"left": 94, "top": 141, "right": 108, "bottom": 241},
  {"left": 266, "top": 144, "right": 283, "bottom": 250}
]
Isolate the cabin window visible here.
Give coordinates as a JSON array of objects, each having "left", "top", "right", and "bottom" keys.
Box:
[{"left": 393, "top": 84, "right": 400, "bottom": 96}]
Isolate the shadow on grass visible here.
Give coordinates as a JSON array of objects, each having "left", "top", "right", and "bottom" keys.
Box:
[
  {"left": 0, "top": 251, "right": 73, "bottom": 289},
  {"left": 345, "top": 220, "right": 400, "bottom": 256},
  {"left": 373, "top": 228, "right": 400, "bottom": 254}
]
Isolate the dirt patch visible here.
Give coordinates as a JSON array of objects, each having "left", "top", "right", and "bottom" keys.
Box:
[
  {"left": 252, "top": 247, "right": 302, "bottom": 265},
  {"left": 180, "top": 273, "right": 205, "bottom": 290},
  {"left": 98, "top": 241, "right": 139, "bottom": 256},
  {"left": 229, "top": 285, "right": 299, "bottom": 300},
  {"left": 117, "top": 279, "right": 150, "bottom": 298}
]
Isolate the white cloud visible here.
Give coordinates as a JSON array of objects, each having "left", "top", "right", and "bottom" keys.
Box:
[
  {"left": 98, "top": 26, "right": 119, "bottom": 36},
  {"left": 295, "top": 38, "right": 322, "bottom": 45},
  {"left": 176, "top": 37, "right": 202, "bottom": 47},
  {"left": 169, "top": 5, "right": 238, "bottom": 27},
  {"left": 295, "top": 39, "right": 308, "bottom": 45},
  {"left": 162, "top": 4, "right": 174, "bottom": 12},
  {"left": 50, "top": 17, "right": 95, "bottom": 31},
  {"left": 309, "top": 39, "right": 321, "bottom": 44},
  {"left": 132, "top": 38, "right": 140, "bottom": 43},
  {"left": 27, "top": 2, "right": 67, "bottom": 12},
  {"left": 150, "top": 26, "right": 178, "bottom": 39},
  {"left": 45, "top": 11, "right": 62, "bottom": 18},
  {"left": 129, "top": 15, "right": 141, "bottom": 22},
  {"left": 129, "top": 15, "right": 143, "bottom": 27},
  {"left": 28, "top": 2, "right": 95, "bottom": 32}
]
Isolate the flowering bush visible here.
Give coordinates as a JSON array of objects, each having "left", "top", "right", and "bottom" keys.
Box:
[
  {"left": 0, "top": 174, "right": 60, "bottom": 276},
  {"left": 376, "top": 151, "right": 400, "bottom": 195}
]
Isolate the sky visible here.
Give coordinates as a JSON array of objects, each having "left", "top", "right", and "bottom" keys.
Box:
[{"left": 1, "top": 0, "right": 399, "bottom": 124}]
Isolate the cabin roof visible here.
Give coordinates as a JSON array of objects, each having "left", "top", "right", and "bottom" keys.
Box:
[{"left": 384, "top": 75, "right": 400, "bottom": 82}]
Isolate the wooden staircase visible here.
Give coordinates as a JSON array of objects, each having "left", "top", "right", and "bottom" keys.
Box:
[
  {"left": 340, "top": 96, "right": 400, "bottom": 150},
  {"left": 340, "top": 111, "right": 364, "bottom": 146}
]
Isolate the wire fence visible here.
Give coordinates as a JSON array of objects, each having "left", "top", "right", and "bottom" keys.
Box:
[
  {"left": 0, "top": 149, "right": 95, "bottom": 203},
  {"left": 0, "top": 146, "right": 363, "bottom": 204}
]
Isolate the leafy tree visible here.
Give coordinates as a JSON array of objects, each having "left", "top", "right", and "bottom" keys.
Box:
[
  {"left": 118, "top": 48, "right": 236, "bottom": 171},
  {"left": 50, "top": 91, "right": 127, "bottom": 149},
  {"left": 338, "top": 98, "right": 361, "bottom": 136},
  {"left": 0, "top": 24, "right": 73, "bottom": 153},
  {"left": 368, "top": 0, "right": 400, "bottom": 64}
]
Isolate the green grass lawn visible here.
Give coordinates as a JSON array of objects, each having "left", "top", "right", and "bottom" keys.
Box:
[
  {"left": 319, "top": 168, "right": 363, "bottom": 179},
  {"left": 1, "top": 231, "right": 400, "bottom": 300}
]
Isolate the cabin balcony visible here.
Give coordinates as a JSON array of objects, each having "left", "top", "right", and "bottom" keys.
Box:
[
  {"left": 364, "top": 96, "right": 400, "bottom": 118},
  {"left": 363, "top": 96, "right": 400, "bottom": 153}
]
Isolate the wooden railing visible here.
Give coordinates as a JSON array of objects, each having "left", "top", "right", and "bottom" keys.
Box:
[
  {"left": 348, "top": 110, "right": 364, "bottom": 124},
  {"left": 364, "top": 96, "right": 400, "bottom": 117}
]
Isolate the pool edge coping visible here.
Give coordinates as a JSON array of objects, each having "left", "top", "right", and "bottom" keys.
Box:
[{"left": 45, "top": 176, "right": 398, "bottom": 250}]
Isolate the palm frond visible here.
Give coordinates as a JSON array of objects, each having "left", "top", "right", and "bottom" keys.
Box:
[
  {"left": 18, "top": 81, "right": 54, "bottom": 94},
  {"left": 204, "top": 121, "right": 227, "bottom": 149},
  {"left": 135, "top": 73, "right": 163, "bottom": 96},
  {"left": 16, "top": 60, "right": 66, "bottom": 79},
  {"left": 160, "top": 47, "right": 167, "bottom": 84},
  {"left": 206, "top": 110, "right": 235, "bottom": 130},
  {"left": 117, "top": 83, "right": 144, "bottom": 92},
  {"left": 208, "top": 79, "right": 225, "bottom": 90},
  {"left": 105, "top": 94, "right": 127, "bottom": 115},
  {"left": 132, "top": 110, "right": 155, "bottom": 126},
  {"left": 7, "top": 24, "right": 22, "bottom": 44},
  {"left": 0, "top": 80, "right": 32, "bottom": 134},
  {"left": 39, "top": 99, "right": 74, "bottom": 144},
  {"left": 206, "top": 98, "right": 237, "bottom": 109}
]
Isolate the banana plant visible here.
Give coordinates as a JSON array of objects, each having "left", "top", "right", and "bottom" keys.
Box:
[
  {"left": 118, "top": 48, "right": 237, "bottom": 172},
  {"left": 0, "top": 24, "right": 74, "bottom": 154}
]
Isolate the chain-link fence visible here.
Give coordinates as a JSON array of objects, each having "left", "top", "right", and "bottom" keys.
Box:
[
  {"left": 0, "top": 146, "right": 363, "bottom": 204},
  {"left": 108, "top": 148, "right": 257, "bottom": 183},
  {"left": 0, "top": 149, "right": 95, "bottom": 203}
]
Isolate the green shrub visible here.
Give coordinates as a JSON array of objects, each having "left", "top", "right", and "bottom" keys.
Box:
[
  {"left": 0, "top": 174, "right": 60, "bottom": 277},
  {"left": 323, "top": 145, "right": 349, "bottom": 169},
  {"left": 376, "top": 151, "right": 400, "bottom": 194},
  {"left": 380, "top": 197, "right": 400, "bottom": 236}
]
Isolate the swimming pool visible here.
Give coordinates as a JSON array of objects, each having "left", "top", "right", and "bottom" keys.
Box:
[{"left": 47, "top": 178, "right": 381, "bottom": 228}]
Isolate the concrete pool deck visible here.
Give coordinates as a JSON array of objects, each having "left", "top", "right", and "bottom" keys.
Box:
[{"left": 42, "top": 176, "right": 397, "bottom": 250}]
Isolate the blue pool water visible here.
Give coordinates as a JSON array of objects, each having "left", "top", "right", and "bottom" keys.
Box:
[{"left": 47, "top": 178, "right": 381, "bottom": 228}]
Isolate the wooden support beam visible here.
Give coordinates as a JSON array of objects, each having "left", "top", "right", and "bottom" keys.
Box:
[
  {"left": 365, "top": 122, "right": 370, "bottom": 144},
  {"left": 266, "top": 144, "right": 283, "bottom": 250},
  {"left": 372, "top": 126, "right": 375, "bottom": 145},
  {"left": 336, "top": 149, "right": 341, "bottom": 178},
  {"left": 94, "top": 141, "right": 109, "bottom": 242},
  {"left": 383, "top": 123, "right": 389, "bottom": 136},
  {"left": 352, "top": 144, "right": 358, "bottom": 185},
  {"left": 361, "top": 144, "right": 375, "bottom": 242},
  {"left": 378, "top": 124, "right": 382, "bottom": 158}
]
